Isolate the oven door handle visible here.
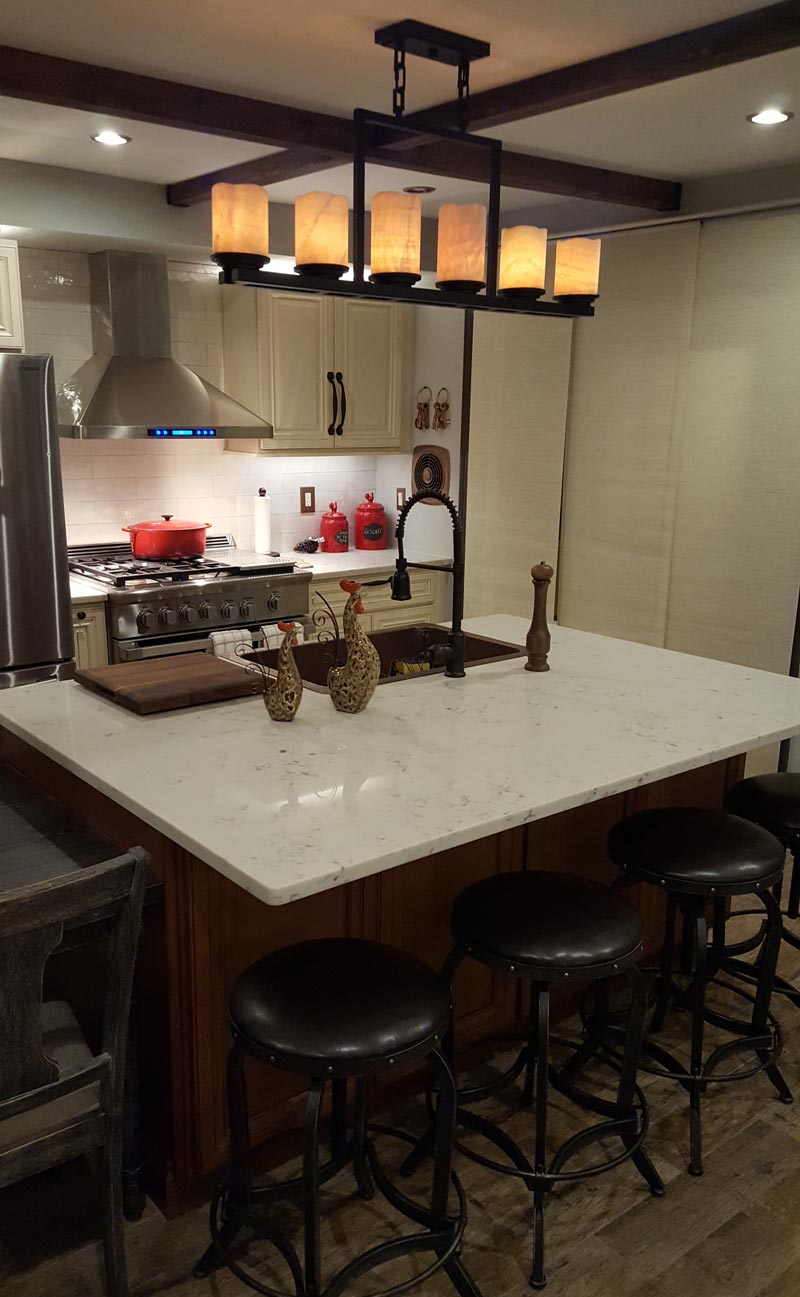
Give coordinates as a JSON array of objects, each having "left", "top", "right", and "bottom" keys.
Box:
[{"left": 115, "top": 622, "right": 289, "bottom": 662}]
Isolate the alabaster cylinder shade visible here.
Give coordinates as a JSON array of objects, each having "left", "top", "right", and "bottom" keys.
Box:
[
  {"left": 369, "top": 191, "right": 422, "bottom": 284},
  {"left": 498, "top": 225, "right": 548, "bottom": 297},
  {"left": 554, "top": 237, "right": 602, "bottom": 301},
  {"left": 436, "top": 204, "right": 487, "bottom": 292},
  {"left": 211, "top": 183, "right": 269, "bottom": 267},
  {"left": 294, "top": 192, "right": 349, "bottom": 277}
]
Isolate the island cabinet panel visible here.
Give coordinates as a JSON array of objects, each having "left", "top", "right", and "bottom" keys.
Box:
[
  {"left": 180, "top": 855, "right": 365, "bottom": 1183},
  {"left": 375, "top": 830, "right": 526, "bottom": 1049}
]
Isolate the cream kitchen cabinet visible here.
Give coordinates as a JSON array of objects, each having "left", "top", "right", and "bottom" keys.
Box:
[
  {"left": 305, "top": 568, "right": 443, "bottom": 641},
  {"left": 222, "top": 287, "right": 411, "bottom": 452},
  {"left": 0, "top": 240, "right": 25, "bottom": 351},
  {"left": 72, "top": 603, "right": 109, "bottom": 670}
]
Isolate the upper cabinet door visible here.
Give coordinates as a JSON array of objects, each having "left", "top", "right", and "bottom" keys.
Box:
[
  {"left": 0, "top": 242, "right": 25, "bottom": 351},
  {"left": 259, "top": 291, "right": 335, "bottom": 448},
  {"left": 333, "top": 299, "right": 410, "bottom": 448}
]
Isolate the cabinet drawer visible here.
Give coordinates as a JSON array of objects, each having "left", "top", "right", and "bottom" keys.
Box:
[{"left": 371, "top": 606, "right": 435, "bottom": 631}]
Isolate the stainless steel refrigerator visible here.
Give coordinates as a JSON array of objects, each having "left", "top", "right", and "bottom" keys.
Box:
[{"left": 0, "top": 353, "right": 74, "bottom": 687}]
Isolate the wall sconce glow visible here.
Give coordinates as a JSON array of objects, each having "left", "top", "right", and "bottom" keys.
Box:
[
  {"left": 498, "top": 226, "right": 548, "bottom": 298},
  {"left": 436, "top": 203, "right": 487, "bottom": 293},
  {"left": 92, "top": 130, "right": 131, "bottom": 146},
  {"left": 553, "top": 237, "right": 602, "bottom": 304},
  {"left": 211, "top": 183, "right": 269, "bottom": 269},
  {"left": 747, "top": 107, "right": 793, "bottom": 125},
  {"left": 370, "top": 191, "right": 422, "bottom": 285},
  {"left": 295, "top": 192, "right": 349, "bottom": 278}
]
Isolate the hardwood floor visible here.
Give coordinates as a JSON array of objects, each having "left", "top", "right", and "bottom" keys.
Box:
[{"left": 3, "top": 919, "right": 800, "bottom": 1297}]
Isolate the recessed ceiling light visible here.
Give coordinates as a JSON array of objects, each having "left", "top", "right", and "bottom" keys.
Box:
[
  {"left": 747, "top": 108, "right": 793, "bottom": 126},
  {"left": 403, "top": 185, "right": 436, "bottom": 194},
  {"left": 92, "top": 130, "right": 132, "bottom": 146}
]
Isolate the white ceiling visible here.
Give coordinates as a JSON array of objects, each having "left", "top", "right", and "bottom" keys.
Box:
[{"left": 0, "top": 0, "right": 797, "bottom": 213}]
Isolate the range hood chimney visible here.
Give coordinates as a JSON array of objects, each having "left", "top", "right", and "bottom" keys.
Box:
[{"left": 57, "top": 251, "right": 272, "bottom": 440}]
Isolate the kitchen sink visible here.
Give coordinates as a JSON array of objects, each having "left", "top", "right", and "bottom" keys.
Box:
[{"left": 244, "top": 624, "right": 526, "bottom": 692}]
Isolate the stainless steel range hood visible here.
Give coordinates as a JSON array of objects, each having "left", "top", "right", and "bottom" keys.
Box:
[{"left": 57, "top": 251, "right": 272, "bottom": 440}]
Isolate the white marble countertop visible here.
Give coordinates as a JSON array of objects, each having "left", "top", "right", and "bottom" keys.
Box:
[
  {"left": 2, "top": 614, "right": 800, "bottom": 908},
  {"left": 69, "top": 577, "right": 109, "bottom": 604}
]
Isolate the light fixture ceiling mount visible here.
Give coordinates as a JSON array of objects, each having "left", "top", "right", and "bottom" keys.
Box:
[
  {"left": 92, "top": 130, "right": 131, "bottom": 146},
  {"left": 747, "top": 108, "right": 793, "bottom": 125}
]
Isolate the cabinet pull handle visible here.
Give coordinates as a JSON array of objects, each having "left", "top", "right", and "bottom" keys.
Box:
[
  {"left": 326, "top": 371, "right": 337, "bottom": 436},
  {"left": 335, "top": 372, "right": 346, "bottom": 436}
]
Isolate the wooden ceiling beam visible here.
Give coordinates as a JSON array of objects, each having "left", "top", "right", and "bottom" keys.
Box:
[
  {"left": 168, "top": 135, "right": 680, "bottom": 210},
  {"left": 0, "top": 43, "right": 353, "bottom": 151},
  {"left": 400, "top": 1, "right": 800, "bottom": 134}
]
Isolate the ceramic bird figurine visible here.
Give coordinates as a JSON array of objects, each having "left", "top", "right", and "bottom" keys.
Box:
[
  {"left": 328, "top": 580, "right": 381, "bottom": 713},
  {"left": 264, "top": 621, "right": 303, "bottom": 721}
]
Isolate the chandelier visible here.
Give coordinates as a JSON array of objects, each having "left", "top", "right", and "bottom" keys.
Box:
[{"left": 210, "top": 21, "right": 601, "bottom": 318}]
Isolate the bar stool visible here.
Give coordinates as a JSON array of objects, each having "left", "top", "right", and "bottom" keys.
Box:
[
  {"left": 724, "top": 773, "right": 800, "bottom": 1007},
  {"left": 607, "top": 806, "right": 791, "bottom": 1178},
  {"left": 194, "top": 937, "right": 483, "bottom": 1297},
  {"left": 405, "top": 871, "right": 664, "bottom": 1291}
]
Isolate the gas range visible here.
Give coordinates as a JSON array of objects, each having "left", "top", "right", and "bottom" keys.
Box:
[{"left": 68, "top": 535, "right": 311, "bottom": 663}]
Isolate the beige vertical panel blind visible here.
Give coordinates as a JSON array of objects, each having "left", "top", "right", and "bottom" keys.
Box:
[
  {"left": 557, "top": 224, "right": 700, "bottom": 645},
  {"left": 666, "top": 210, "right": 800, "bottom": 675},
  {"left": 465, "top": 312, "right": 572, "bottom": 619}
]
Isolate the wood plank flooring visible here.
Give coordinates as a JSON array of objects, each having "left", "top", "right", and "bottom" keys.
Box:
[{"left": 3, "top": 918, "right": 800, "bottom": 1297}]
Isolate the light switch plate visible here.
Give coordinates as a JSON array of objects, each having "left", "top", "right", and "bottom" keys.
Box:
[
  {"left": 300, "top": 486, "right": 316, "bottom": 515},
  {"left": 396, "top": 487, "right": 407, "bottom": 509}
]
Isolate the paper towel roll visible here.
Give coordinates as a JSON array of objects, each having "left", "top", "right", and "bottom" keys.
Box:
[{"left": 253, "top": 489, "right": 272, "bottom": 555}]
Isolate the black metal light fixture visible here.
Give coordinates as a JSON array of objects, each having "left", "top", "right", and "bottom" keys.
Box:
[{"left": 215, "top": 20, "right": 599, "bottom": 320}]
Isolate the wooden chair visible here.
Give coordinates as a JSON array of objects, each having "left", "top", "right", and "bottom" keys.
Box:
[{"left": 0, "top": 847, "right": 148, "bottom": 1296}]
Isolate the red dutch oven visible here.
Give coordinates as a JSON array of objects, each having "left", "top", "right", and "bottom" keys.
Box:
[{"left": 123, "top": 514, "right": 211, "bottom": 559}]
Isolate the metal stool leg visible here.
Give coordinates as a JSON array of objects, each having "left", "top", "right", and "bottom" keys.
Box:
[
  {"left": 530, "top": 982, "right": 550, "bottom": 1291},
  {"left": 303, "top": 1078, "right": 324, "bottom": 1297},
  {"left": 352, "top": 1078, "right": 375, "bottom": 1199},
  {"left": 688, "top": 901, "right": 708, "bottom": 1177},
  {"left": 788, "top": 848, "right": 800, "bottom": 921},
  {"left": 752, "top": 889, "right": 793, "bottom": 1103},
  {"left": 617, "top": 966, "right": 665, "bottom": 1197},
  {"left": 194, "top": 1041, "right": 250, "bottom": 1279},
  {"left": 428, "top": 1049, "right": 483, "bottom": 1297},
  {"left": 521, "top": 990, "right": 539, "bottom": 1108},
  {"left": 651, "top": 894, "right": 678, "bottom": 1032}
]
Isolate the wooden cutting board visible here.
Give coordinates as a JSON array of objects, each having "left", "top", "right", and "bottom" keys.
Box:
[{"left": 75, "top": 655, "right": 262, "bottom": 714}]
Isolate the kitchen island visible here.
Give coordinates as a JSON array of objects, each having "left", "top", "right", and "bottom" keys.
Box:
[{"left": 2, "top": 615, "right": 800, "bottom": 1213}]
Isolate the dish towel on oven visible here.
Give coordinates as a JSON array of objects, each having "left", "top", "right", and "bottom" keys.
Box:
[
  {"left": 207, "top": 628, "right": 252, "bottom": 660},
  {"left": 261, "top": 624, "right": 305, "bottom": 651}
]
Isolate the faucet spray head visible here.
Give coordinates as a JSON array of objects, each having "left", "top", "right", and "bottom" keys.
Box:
[{"left": 390, "top": 563, "right": 412, "bottom": 601}]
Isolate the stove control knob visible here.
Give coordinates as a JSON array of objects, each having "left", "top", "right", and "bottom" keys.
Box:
[
  {"left": 199, "top": 601, "right": 215, "bottom": 621},
  {"left": 158, "top": 606, "right": 177, "bottom": 628},
  {"left": 221, "top": 601, "right": 235, "bottom": 621},
  {"left": 266, "top": 593, "right": 279, "bottom": 613},
  {"left": 136, "top": 609, "right": 154, "bottom": 632},
  {"left": 239, "top": 597, "right": 256, "bottom": 620},
  {"left": 179, "top": 605, "right": 194, "bottom": 624}
]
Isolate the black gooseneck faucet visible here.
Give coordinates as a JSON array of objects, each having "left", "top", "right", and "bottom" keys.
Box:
[{"left": 390, "top": 489, "right": 466, "bottom": 678}]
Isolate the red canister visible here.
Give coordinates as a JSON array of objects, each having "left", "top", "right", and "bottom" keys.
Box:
[
  {"left": 320, "top": 501, "right": 349, "bottom": 553},
  {"left": 354, "top": 492, "right": 388, "bottom": 550}
]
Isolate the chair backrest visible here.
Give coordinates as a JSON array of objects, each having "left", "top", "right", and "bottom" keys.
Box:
[{"left": 0, "top": 848, "right": 147, "bottom": 1105}]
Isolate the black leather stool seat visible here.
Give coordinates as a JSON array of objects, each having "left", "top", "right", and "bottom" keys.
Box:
[
  {"left": 451, "top": 871, "right": 643, "bottom": 979},
  {"left": 608, "top": 807, "right": 784, "bottom": 895},
  {"left": 726, "top": 773, "right": 800, "bottom": 844},
  {"left": 229, "top": 938, "right": 450, "bottom": 1076}
]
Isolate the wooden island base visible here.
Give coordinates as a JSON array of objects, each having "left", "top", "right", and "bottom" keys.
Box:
[{"left": 0, "top": 728, "right": 744, "bottom": 1217}]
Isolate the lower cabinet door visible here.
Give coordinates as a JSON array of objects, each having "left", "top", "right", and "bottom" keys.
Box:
[{"left": 72, "top": 604, "right": 109, "bottom": 669}]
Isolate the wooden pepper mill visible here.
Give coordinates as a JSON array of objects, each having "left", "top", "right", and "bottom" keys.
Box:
[{"left": 525, "top": 561, "right": 554, "bottom": 672}]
